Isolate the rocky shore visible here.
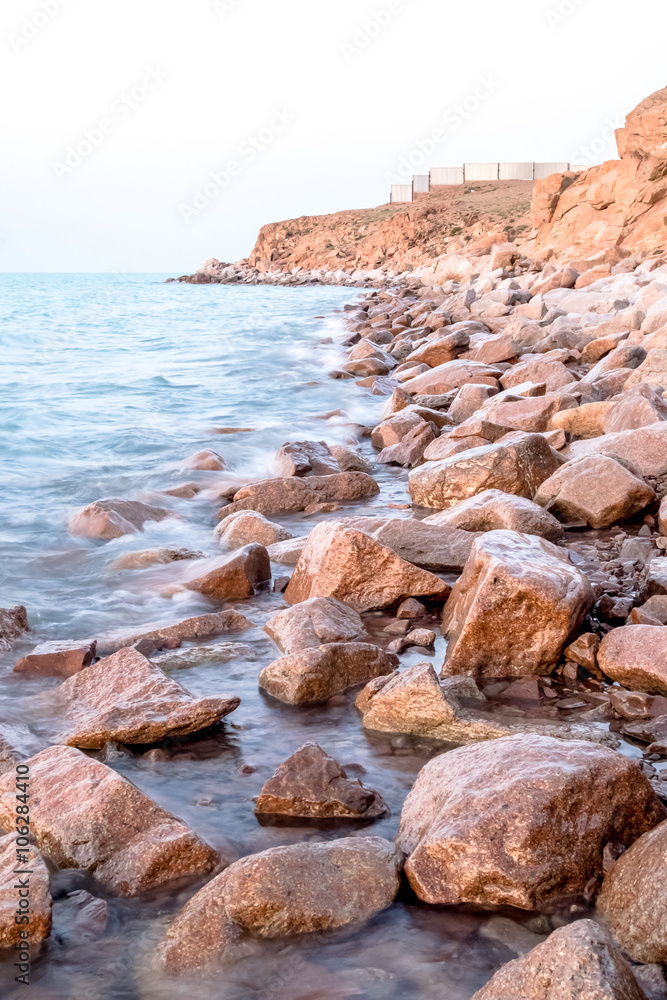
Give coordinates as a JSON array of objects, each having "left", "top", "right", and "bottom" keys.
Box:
[{"left": 4, "top": 87, "right": 667, "bottom": 998}]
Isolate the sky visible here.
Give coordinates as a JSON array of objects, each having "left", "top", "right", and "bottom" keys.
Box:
[{"left": 1, "top": 0, "right": 666, "bottom": 273}]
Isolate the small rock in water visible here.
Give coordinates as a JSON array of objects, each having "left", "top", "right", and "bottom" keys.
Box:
[
  {"left": 274, "top": 440, "right": 341, "bottom": 477},
  {"left": 397, "top": 598, "right": 427, "bottom": 619},
  {"left": 181, "top": 449, "right": 226, "bottom": 471},
  {"left": 68, "top": 498, "right": 175, "bottom": 541},
  {"left": 265, "top": 596, "right": 365, "bottom": 655},
  {"left": 0, "top": 604, "right": 29, "bottom": 652},
  {"left": 54, "top": 890, "right": 108, "bottom": 945},
  {"left": 111, "top": 547, "right": 203, "bottom": 570},
  {"left": 14, "top": 639, "right": 96, "bottom": 678},
  {"left": 258, "top": 642, "right": 398, "bottom": 705},
  {"left": 215, "top": 510, "right": 292, "bottom": 549}
]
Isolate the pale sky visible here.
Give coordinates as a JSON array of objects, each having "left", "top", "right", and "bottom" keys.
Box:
[{"left": 1, "top": 0, "right": 665, "bottom": 272}]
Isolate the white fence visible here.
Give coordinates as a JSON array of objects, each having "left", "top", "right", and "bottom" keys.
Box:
[{"left": 390, "top": 161, "right": 576, "bottom": 202}]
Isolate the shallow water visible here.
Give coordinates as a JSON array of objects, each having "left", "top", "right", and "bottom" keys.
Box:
[{"left": 0, "top": 274, "right": 592, "bottom": 999}]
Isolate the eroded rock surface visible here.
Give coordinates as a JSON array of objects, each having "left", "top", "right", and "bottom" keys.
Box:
[{"left": 95, "top": 610, "right": 251, "bottom": 656}]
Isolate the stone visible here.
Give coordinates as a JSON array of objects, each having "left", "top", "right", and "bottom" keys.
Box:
[
  {"left": 535, "top": 455, "right": 655, "bottom": 529},
  {"left": 598, "top": 626, "right": 667, "bottom": 695},
  {"left": 266, "top": 536, "right": 308, "bottom": 566},
  {"left": 254, "top": 743, "right": 388, "bottom": 820},
  {"left": 424, "top": 489, "right": 563, "bottom": 541},
  {"left": 660, "top": 497, "right": 667, "bottom": 536},
  {"left": 0, "top": 833, "right": 52, "bottom": 952},
  {"left": 500, "top": 359, "right": 578, "bottom": 393},
  {"left": 151, "top": 643, "right": 254, "bottom": 671},
  {"left": 550, "top": 401, "right": 613, "bottom": 439},
  {"left": 49, "top": 648, "right": 240, "bottom": 748},
  {"left": 422, "top": 433, "right": 490, "bottom": 462},
  {"left": 371, "top": 411, "right": 425, "bottom": 449},
  {"left": 404, "top": 330, "right": 470, "bottom": 368},
  {"left": 604, "top": 384, "right": 667, "bottom": 433},
  {"left": 329, "top": 445, "right": 372, "bottom": 473},
  {"left": 181, "top": 449, "right": 226, "bottom": 471},
  {"left": 274, "top": 441, "right": 340, "bottom": 477},
  {"left": 14, "top": 639, "right": 96, "bottom": 678},
  {"left": 54, "top": 889, "right": 108, "bottom": 945},
  {"left": 183, "top": 544, "right": 271, "bottom": 600},
  {"left": 68, "top": 498, "right": 174, "bottom": 540},
  {"left": 95, "top": 610, "right": 251, "bottom": 656},
  {"left": 598, "top": 820, "right": 667, "bottom": 964},
  {"left": 481, "top": 393, "right": 578, "bottom": 435},
  {"left": 397, "top": 598, "right": 427, "bottom": 619},
  {"left": 564, "top": 424, "right": 667, "bottom": 478},
  {"left": 609, "top": 689, "right": 667, "bottom": 720},
  {"left": 0, "top": 746, "right": 218, "bottom": 897},
  {"left": 564, "top": 633, "right": 600, "bottom": 671},
  {"left": 469, "top": 919, "right": 646, "bottom": 1000},
  {"left": 376, "top": 420, "right": 435, "bottom": 467},
  {"left": 111, "top": 547, "right": 203, "bottom": 570},
  {"left": 624, "top": 349, "right": 667, "bottom": 390},
  {"left": 409, "top": 434, "right": 562, "bottom": 510},
  {"left": 491, "top": 242, "right": 519, "bottom": 270},
  {"left": 396, "top": 734, "right": 664, "bottom": 908},
  {"left": 449, "top": 383, "right": 497, "bottom": 422},
  {"left": 216, "top": 473, "right": 379, "bottom": 521},
  {"left": 258, "top": 642, "right": 398, "bottom": 705},
  {"left": 157, "top": 838, "right": 401, "bottom": 973},
  {"left": 284, "top": 521, "right": 451, "bottom": 613},
  {"left": 371, "top": 519, "right": 479, "bottom": 572},
  {"left": 441, "top": 530, "right": 593, "bottom": 677},
  {"left": 215, "top": 511, "right": 292, "bottom": 549},
  {"left": 264, "top": 597, "right": 365, "bottom": 655},
  {"left": 0, "top": 605, "right": 29, "bottom": 652},
  {"left": 402, "top": 360, "right": 501, "bottom": 396}
]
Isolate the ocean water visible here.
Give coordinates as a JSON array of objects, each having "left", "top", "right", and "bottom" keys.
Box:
[{"left": 0, "top": 274, "right": 542, "bottom": 999}]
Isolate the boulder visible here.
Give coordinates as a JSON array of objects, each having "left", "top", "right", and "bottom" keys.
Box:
[
  {"left": 598, "top": 626, "right": 667, "bottom": 696},
  {"left": 215, "top": 511, "right": 292, "bottom": 549},
  {"left": 470, "top": 920, "right": 647, "bottom": 1000},
  {"left": 500, "top": 359, "right": 577, "bottom": 393},
  {"left": 258, "top": 642, "right": 398, "bottom": 705},
  {"left": 68, "top": 498, "right": 174, "bottom": 541},
  {"left": 95, "top": 610, "right": 251, "bottom": 656},
  {"left": 535, "top": 455, "right": 655, "bottom": 529},
  {"left": 441, "top": 530, "right": 593, "bottom": 677},
  {"left": 624, "top": 349, "right": 667, "bottom": 390},
  {"left": 216, "top": 473, "right": 379, "bottom": 521},
  {"left": 396, "top": 734, "right": 664, "bottom": 908},
  {"left": 481, "top": 392, "right": 578, "bottom": 434},
  {"left": 183, "top": 544, "right": 271, "bottom": 600},
  {"left": 0, "top": 746, "right": 218, "bottom": 897},
  {"left": 264, "top": 597, "right": 365, "bottom": 654},
  {"left": 49, "top": 648, "right": 240, "bottom": 748},
  {"left": 376, "top": 421, "right": 436, "bottom": 467},
  {"left": 598, "top": 819, "right": 667, "bottom": 964},
  {"left": 371, "top": 519, "right": 479, "bottom": 572},
  {"left": 564, "top": 424, "right": 667, "bottom": 478},
  {"left": 604, "top": 384, "right": 667, "bottom": 433},
  {"left": 284, "top": 521, "right": 451, "bottom": 612},
  {"left": 424, "top": 489, "right": 563, "bottom": 542},
  {"left": 266, "top": 536, "right": 308, "bottom": 566},
  {"left": 402, "top": 360, "right": 501, "bottom": 396},
  {"left": 14, "top": 639, "right": 96, "bottom": 678},
  {"left": 0, "top": 832, "right": 52, "bottom": 952},
  {"left": 550, "top": 401, "right": 613, "bottom": 439},
  {"left": 329, "top": 445, "right": 372, "bottom": 473},
  {"left": 274, "top": 441, "right": 341, "bottom": 477},
  {"left": 158, "top": 838, "right": 401, "bottom": 972},
  {"left": 491, "top": 242, "right": 519, "bottom": 270},
  {"left": 181, "top": 450, "right": 226, "bottom": 471},
  {"left": 409, "top": 434, "right": 562, "bottom": 510},
  {"left": 0, "top": 605, "right": 29, "bottom": 652},
  {"left": 449, "top": 383, "right": 498, "bottom": 422},
  {"left": 371, "top": 411, "right": 425, "bottom": 449},
  {"left": 254, "top": 743, "right": 388, "bottom": 820},
  {"left": 404, "top": 329, "right": 470, "bottom": 367}
]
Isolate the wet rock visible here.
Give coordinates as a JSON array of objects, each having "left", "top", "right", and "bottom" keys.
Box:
[
  {"left": 284, "top": 521, "right": 450, "bottom": 613},
  {"left": 0, "top": 605, "right": 29, "bottom": 652},
  {"left": 376, "top": 420, "right": 436, "bottom": 467},
  {"left": 68, "top": 498, "right": 174, "bottom": 541},
  {"left": 258, "top": 642, "right": 398, "bottom": 705},
  {"left": 565, "top": 424, "right": 667, "bottom": 478},
  {"left": 266, "top": 536, "right": 308, "bottom": 566},
  {"left": 181, "top": 449, "right": 226, "bottom": 471},
  {"left": 396, "top": 734, "right": 664, "bottom": 908},
  {"left": 442, "top": 530, "right": 593, "bottom": 677},
  {"left": 216, "top": 472, "right": 379, "bottom": 521},
  {"left": 14, "top": 639, "right": 96, "bottom": 679},
  {"left": 329, "top": 445, "right": 372, "bottom": 473},
  {"left": 609, "top": 688, "right": 667, "bottom": 720},
  {"left": 424, "top": 488, "right": 563, "bottom": 541},
  {"left": 397, "top": 598, "right": 427, "bottom": 619},
  {"left": 409, "top": 434, "right": 562, "bottom": 510},
  {"left": 470, "top": 919, "right": 646, "bottom": 1000},
  {"left": 371, "top": 411, "right": 426, "bottom": 449},
  {"left": 151, "top": 643, "right": 254, "bottom": 670},
  {"left": 0, "top": 832, "right": 52, "bottom": 952},
  {"left": 50, "top": 648, "right": 240, "bottom": 748},
  {"left": 157, "top": 838, "right": 401, "bottom": 973},
  {"left": 535, "top": 455, "right": 655, "bottom": 529},
  {"left": 54, "top": 890, "right": 108, "bottom": 945},
  {"left": 479, "top": 915, "right": 546, "bottom": 956},
  {"left": 371, "top": 519, "right": 479, "bottom": 572},
  {"left": 254, "top": 743, "right": 388, "bottom": 820},
  {"left": 564, "top": 633, "right": 600, "bottom": 671},
  {"left": 183, "top": 544, "right": 271, "bottom": 600},
  {"left": 388, "top": 628, "right": 437, "bottom": 653},
  {"left": 264, "top": 597, "right": 365, "bottom": 654},
  {"left": 0, "top": 746, "right": 218, "bottom": 897},
  {"left": 111, "top": 547, "right": 203, "bottom": 570},
  {"left": 634, "top": 966, "right": 667, "bottom": 1000},
  {"left": 598, "top": 626, "right": 667, "bottom": 695},
  {"left": 274, "top": 441, "right": 341, "bottom": 477},
  {"left": 95, "top": 610, "right": 252, "bottom": 656},
  {"left": 215, "top": 510, "right": 292, "bottom": 549},
  {"left": 0, "top": 734, "right": 21, "bottom": 776}
]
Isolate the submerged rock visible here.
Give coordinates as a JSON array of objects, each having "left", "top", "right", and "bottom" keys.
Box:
[
  {"left": 0, "top": 605, "right": 29, "bottom": 653},
  {"left": 0, "top": 832, "right": 52, "bottom": 952},
  {"left": 111, "top": 547, "right": 203, "bottom": 570},
  {"left": 264, "top": 596, "right": 365, "bottom": 655},
  {"left": 254, "top": 743, "right": 388, "bottom": 820},
  {"left": 183, "top": 544, "right": 271, "bottom": 600},
  {"left": 216, "top": 473, "right": 379, "bottom": 521},
  {"left": 424, "top": 488, "right": 563, "bottom": 541},
  {"left": 151, "top": 643, "right": 254, "bottom": 670},
  {"left": 0, "top": 746, "right": 218, "bottom": 897},
  {"left": 396, "top": 734, "right": 664, "bottom": 909},
  {"left": 258, "top": 642, "right": 398, "bottom": 704},
  {"left": 14, "top": 639, "right": 96, "bottom": 678},
  {"left": 68, "top": 498, "right": 174, "bottom": 541},
  {"left": 535, "top": 455, "right": 655, "bottom": 529},
  {"left": 95, "top": 610, "right": 252, "bottom": 656}
]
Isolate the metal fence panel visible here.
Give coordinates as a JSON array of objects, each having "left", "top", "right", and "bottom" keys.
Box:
[
  {"left": 390, "top": 184, "right": 413, "bottom": 203},
  {"left": 533, "top": 162, "right": 570, "bottom": 179},
  {"left": 430, "top": 167, "right": 464, "bottom": 186},
  {"left": 412, "top": 174, "right": 430, "bottom": 193},
  {"left": 464, "top": 163, "right": 499, "bottom": 182},
  {"left": 499, "top": 162, "right": 534, "bottom": 180}
]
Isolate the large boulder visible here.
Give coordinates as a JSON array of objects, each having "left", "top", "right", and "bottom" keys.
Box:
[
  {"left": 284, "top": 521, "right": 451, "bottom": 613},
  {"left": 598, "top": 626, "right": 667, "bottom": 696},
  {"left": 183, "top": 544, "right": 271, "bottom": 600},
  {"left": 215, "top": 511, "right": 292, "bottom": 549},
  {"left": 534, "top": 455, "right": 656, "bottom": 529},
  {"left": 604, "top": 384, "right": 667, "bottom": 433},
  {"left": 470, "top": 920, "right": 647, "bottom": 1000},
  {"left": 216, "top": 473, "right": 379, "bottom": 521},
  {"left": 401, "top": 360, "right": 501, "bottom": 396},
  {"left": 264, "top": 597, "right": 365, "bottom": 654},
  {"left": 500, "top": 358, "right": 578, "bottom": 393},
  {"left": 254, "top": 743, "right": 388, "bottom": 820},
  {"left": 95, "top": 610, "right": 251, "bottom": 656},
  {"left": 14, "top": 639, "right": 96, "bottom": 678},
  {"left": 68, "top": 498, "right": 174, "bottom": 540},
  {"left": 0, "top": 832, "right": 52, "bottom": 953},
  {"left": 157, "top": 838, "right": 402, "bottom": 972},
  {"left": 49, "top": 648, "right": 240, "bottom": 748},
  {"left": 0, "top": 746, "right": 218, "bottom": 897},
  {"left": 409, "top": 434, "right": 562, "bottom": 510},
  {"left": 598, "top": 819, "right": 667, "bottom": 964},
  {"left": 258, "top": 642, "right": 398, "bottom": 705},
  {"left": 564, "top": 424, "right": 667, "bottom": 478},
  {"left": 441, "top": 530, "right": 593, "bottom": 677},
  {"left": 396, "top": 734, "right": 664, "bottom": 908},
  {"left": 273, "top": 441, "right": 341, "bottom": 477},
  {"left": 424, "top": 489, "right": 563, "bottom": 541},
  {"left": 371, "top": 519, "right": 479, "bottom": 572},
  {"left": 0, "top": 605, "right": 29, "bottom": 652},
  {"left": 624, "top": 348, "right": 667, "bottom": 390}
]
